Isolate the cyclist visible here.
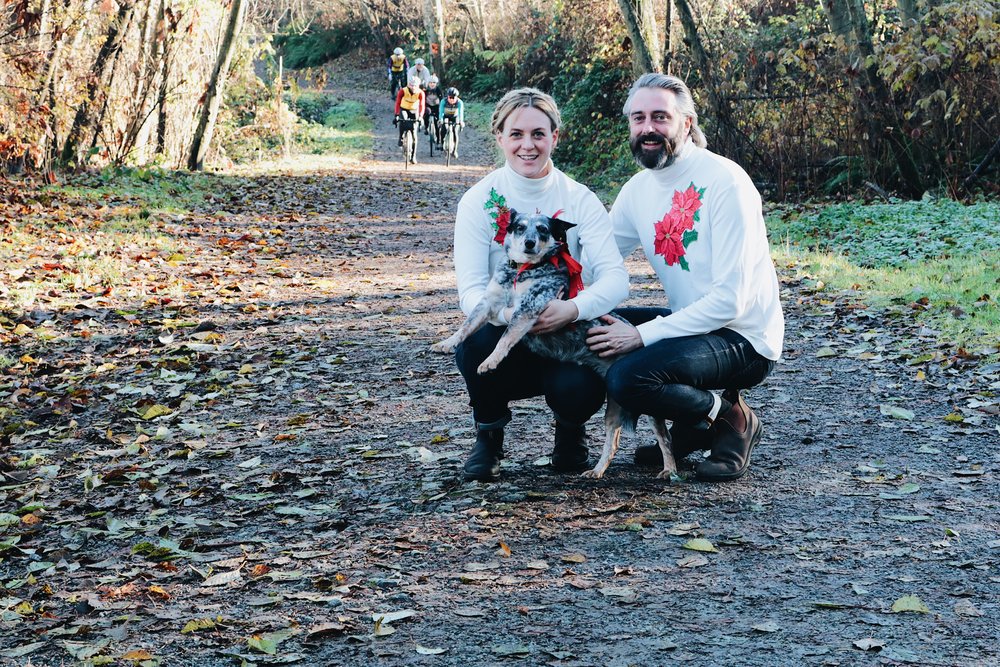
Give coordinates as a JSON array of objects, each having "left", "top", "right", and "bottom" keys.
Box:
[
  {"left": 423, "top": 75, "right": 443, "bottom": 145},
  {"left": 387, "top": 47, "right": 408, "bottom": 97},
  {"left": 394, "top": 75, "right": 426, "bottom": 151},
  {"left": 439, "top": 87, "right": 465, "bottom": 156},
  {"left": 407, "top": 58, "right": 433, "bottom": 88}
]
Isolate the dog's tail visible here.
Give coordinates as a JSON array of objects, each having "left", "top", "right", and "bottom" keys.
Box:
[{"left": 621, "top": 409, "right": 640, "bottom": 436}]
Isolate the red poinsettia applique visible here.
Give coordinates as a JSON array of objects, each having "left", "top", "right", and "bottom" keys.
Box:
[
  {"left": 484, "top": 188, "right": 511, "bottom": 244},
  {"left": 653, "top": 182, "right": 704, "bottom": 271}
]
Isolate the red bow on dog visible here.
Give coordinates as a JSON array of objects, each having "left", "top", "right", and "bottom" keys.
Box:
[{"left": 515, "top": 244, "right": 584, "bottom": 299}]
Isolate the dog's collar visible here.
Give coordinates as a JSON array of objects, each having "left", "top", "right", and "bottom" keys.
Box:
[{"left": 509, "top": 246, "right": 584, "bottom": 299}]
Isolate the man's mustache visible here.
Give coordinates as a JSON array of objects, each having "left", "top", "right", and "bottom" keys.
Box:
[{"left": 635, "top": 132, "right": 666, "bottom": 146}]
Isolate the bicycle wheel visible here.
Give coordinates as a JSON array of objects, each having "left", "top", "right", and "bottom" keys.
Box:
[
  {"left": 428, "top": 119, "right": 435, "bottom": 158},
  {"left": 403, "top": 130, "right": 413, "bottom": 170},
  {"left": 444, "top": 127, "right": 453, "bottom": 167}
]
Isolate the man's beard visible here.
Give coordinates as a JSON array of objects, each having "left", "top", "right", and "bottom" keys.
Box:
[{"left": 630, "top": 132, "right": 681, "bottom": 170}]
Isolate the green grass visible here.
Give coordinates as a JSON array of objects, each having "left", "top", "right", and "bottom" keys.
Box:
[
  {"left": 50, "top": 166, "right": 214, "bottom": 211},
  {"left": 293, "top": 100, "right": 372, "bottom": 159},
  {"left": 768, "top": 198, "right": 1000, "bottom": 357}
]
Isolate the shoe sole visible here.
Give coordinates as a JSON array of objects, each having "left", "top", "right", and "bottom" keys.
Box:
[{"left": 695, "top": 421, "right": 762, "bottom": 483}]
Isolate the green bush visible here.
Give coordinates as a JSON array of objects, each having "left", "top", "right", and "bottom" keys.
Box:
[{"left": 275, "top": 23, "right": 372, "bottom": 69}]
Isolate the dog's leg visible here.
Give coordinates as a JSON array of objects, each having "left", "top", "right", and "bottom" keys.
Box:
[
  {"left": 581, "top": 398, "right": 624, "bottom": 479},
  {"left": 476, "top": 315, "right": 535, "bottom": 374},
  {"left": 652, "top": 418, "right": 677, "bottom": 480},
  {"left": 432, "top": 303, "right": 492, "bottom": 353}
]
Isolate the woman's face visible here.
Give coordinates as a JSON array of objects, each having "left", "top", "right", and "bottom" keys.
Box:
[{"left": 496, "top": 106, "right": 558, "bottom": 179}]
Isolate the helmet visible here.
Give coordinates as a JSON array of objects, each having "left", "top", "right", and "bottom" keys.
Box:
[
  {"left": 414, "top": 58, "right": 425, "bottom": 66},
  {"left": 446, "top": 87, "right": 458, "bottom": 98},
  {"left": 393, "top": 47, "right": 403, "bottom": 56},
  {"left": 408, "top": 76, "right": 422, "bottom": 87},
  {"left": 429, "top": 75, "right": 439, "bottom": 84}
]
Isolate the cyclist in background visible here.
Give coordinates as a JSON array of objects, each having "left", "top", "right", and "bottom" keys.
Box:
[
  {"left": 439, "top": 87, "right": 465, "bottom": 154},
  {"left": 407, "top": 58, "right": 433, "bottom": 88},
  {"left": 424, "top": 75, "right": 443, "bottom": 146},
  {"left": 394, "top": 75, "right": 426, "bottom": 148},
  {"left": 387, "top": 47, "right": 408, "bottom": 97}
]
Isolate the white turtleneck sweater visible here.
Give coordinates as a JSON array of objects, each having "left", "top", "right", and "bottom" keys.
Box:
[
  {"left": 453, "top": 162, "right": 629, "bottom": 323},
  {"left": 611, "top": 141, "right": 784, "bottom": 361}
]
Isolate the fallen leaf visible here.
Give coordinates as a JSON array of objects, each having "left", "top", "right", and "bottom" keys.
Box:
[
  {"left": 891, "top": 595, "right": 929, "bottom": 613},
  {"left": 879, "top": 404, "right": 915, "bottom": 420},
  {"left": 416, "top": 645, "right": 447, "bottom": 655},
  {"left": 853, "top": 638, "right": 886, "bottom": 651},
  {"left": 682, "top": 538, "right": 718, "bottom": 553},
  {"left": 201, "top": 570, "right": 243, "bottom": 587},
  {"left": 752, "top": 621, "right": 781, "bottom": 633},
  {"left": 372, "top": 609, "right": 417, "bottom": 624}
]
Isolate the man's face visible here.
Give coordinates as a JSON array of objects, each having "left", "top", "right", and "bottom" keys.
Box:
[{"left": 627, "top": 87, "right": 691, "bottom": 170}]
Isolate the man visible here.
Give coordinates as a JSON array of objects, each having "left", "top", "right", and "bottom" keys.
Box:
[
  {"left": 394, "top": 76, "right": 426, "bottom": 150},
  {"left": 587, "top": 73, "right": 784, "bottom": 482},
  {"left": 406, "top": 58, "right": 432, "bottom": 87},
  {"left": 387, "top": 47, "right": 408, "bottom": 96}
]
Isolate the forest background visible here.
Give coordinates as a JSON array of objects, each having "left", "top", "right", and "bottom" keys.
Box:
[
  {"left": 1, "top": 0, "right": 998, "bottom": 198},
  {"left": 2, "top": 0, "right": 998, "bottom": 358}
]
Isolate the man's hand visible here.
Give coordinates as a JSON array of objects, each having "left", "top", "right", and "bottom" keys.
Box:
[
  {"left": 393, "top": 115, "right": 399, "bottom": 126},
  {"left": 529, "top": 299, "right": 579, "bottom": 335},
  {"left": 586, "top": 315, "right": 643, "bottom": 358}
]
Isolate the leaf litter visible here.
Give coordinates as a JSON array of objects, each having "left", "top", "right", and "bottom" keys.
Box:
[{"left": 0, "top": 51, "right": 998, "bottom": 666}]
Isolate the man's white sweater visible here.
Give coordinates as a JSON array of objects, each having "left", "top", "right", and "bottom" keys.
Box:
[{"left": 612, "top": 141, "right": 784, "bottom": 360}]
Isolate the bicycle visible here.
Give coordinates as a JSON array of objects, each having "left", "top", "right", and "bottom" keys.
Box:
[
  {"left": 441, "top": 118, "right": 460, "bottom": 167},
  {"left": 426, "top": 112, "right": 441, "bottom": 158},
  {"left": 398, "top": 111, "right": 420, "bottom": 168}
]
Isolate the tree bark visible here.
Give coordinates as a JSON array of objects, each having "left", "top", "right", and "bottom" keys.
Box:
[
  {"left": 187, "top": 0, "right": 246, "bottom": 171},
  {"left": 663, "top": 0, "right": 673, "bottom": 74},
  {"left": 616, "top": 0, "right": 659, "bottom": 76},
  {"left": 422, "top": 0, "right": 445, "bottom": 78},
  {"left": 60, "top": 0, "right": 134, "bottom": 164}
]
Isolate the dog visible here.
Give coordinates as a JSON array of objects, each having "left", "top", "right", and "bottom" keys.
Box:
[{"left": 432, "top": 210, "right": 676, "bottom": 480}]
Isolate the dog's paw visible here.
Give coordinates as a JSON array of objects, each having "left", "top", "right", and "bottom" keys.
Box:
[
  {"left": 431, "top": 340, "right": 456, "bottom": 354},
  {"left": 655, "top": 468, "right": 677, "bottom": 481},
  {"left": 579, "top": 469, "right": 605, "bottom": 479},
  {"left": 477, "top": 355, "right": 502, "bottom": 374}
]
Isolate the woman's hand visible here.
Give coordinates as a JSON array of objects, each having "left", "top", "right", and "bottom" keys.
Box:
[
  {"left": 530, "top": 299, "right": 579, "bottom": 334},
  {"left": 586, "top": 315, "right": 643, "bottom": 357}
]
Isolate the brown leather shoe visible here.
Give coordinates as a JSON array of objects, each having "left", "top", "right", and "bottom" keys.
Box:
[
  {"left": 695, "top": 394, "right": 761, "bottom": 482},
  {"left": 633, "top": 422, "right": 714, "bottom": 466}
]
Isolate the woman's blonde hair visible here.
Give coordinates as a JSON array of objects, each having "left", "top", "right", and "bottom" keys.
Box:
[{"left": 491, "top": 87, "right": 561, "bottom": 135}]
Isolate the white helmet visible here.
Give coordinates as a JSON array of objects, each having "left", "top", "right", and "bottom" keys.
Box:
[
  {"left": 393, "top": 47, "right": 403, "bottom": 56},
  {"left": 429, "top": 75, "right": 439, "bottom": 84},
  {"left": 414, "top": 58, "right": 425, "bottom": 66}
]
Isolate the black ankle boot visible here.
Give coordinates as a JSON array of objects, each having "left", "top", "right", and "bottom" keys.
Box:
[
  {"left": 463, "top": 428, "right": 504, "bottom": 481},
  {"left": 551, "top": 423, "right": 589, "bottom": 472},
  {"left": 696, "top": 394, "right": 761, "bottom": 482}
]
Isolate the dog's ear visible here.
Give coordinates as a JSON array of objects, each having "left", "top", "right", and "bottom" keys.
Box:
[
  {"left": 548, "top": 216, "right": 577, "bottom": 243},
  {"left": 508, "top": 207, "right": 519, "bottom": 222}
]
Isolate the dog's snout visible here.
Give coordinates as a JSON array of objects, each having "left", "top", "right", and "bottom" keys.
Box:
[{"left": 523, "top": 238, "right": 536, "bottom": 250}]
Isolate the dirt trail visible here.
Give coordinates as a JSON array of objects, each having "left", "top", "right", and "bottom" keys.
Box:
[{"left": 2, "top": 52, "right": 997, "bottom": 667}]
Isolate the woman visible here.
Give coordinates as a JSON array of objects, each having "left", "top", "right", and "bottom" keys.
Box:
[{"left": 448, "top": 88, "right": 629, "bottom": 482}]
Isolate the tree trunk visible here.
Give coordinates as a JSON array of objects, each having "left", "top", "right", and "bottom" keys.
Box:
[
  {"left": 187, "top": 0, "right": 246, "bottom": 171},
  {"left": 821, "top": 0, "right": 924, "bottom": 198},
  {"left": 60, "top": 1, "right": 134, "bottom": 164},
  {"left": 663, "top": 0, "right": 673, "bottom": 74},
  {"left": 154, "top": 0, "right": 170, "bottom": 155},
  {"left": 356, "top": 0, "right": 388, "bottom": 55},
  {"left": 616, "top": 0, "right": 659, "bottom": 76},
  {"left": 90, "top": 6, "right": 137, "bottom": 152},
  {"left": 428, "top": 0, "right": 445, "bottom": 78}
]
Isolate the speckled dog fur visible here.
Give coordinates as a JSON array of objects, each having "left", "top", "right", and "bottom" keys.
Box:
[{"left": 432, "top": 210, "right": 676, "bottom": 480}]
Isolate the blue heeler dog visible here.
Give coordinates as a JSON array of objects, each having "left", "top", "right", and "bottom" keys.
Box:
[{"left": 432, "top": 210, "right": 676, "bottom": 480}]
